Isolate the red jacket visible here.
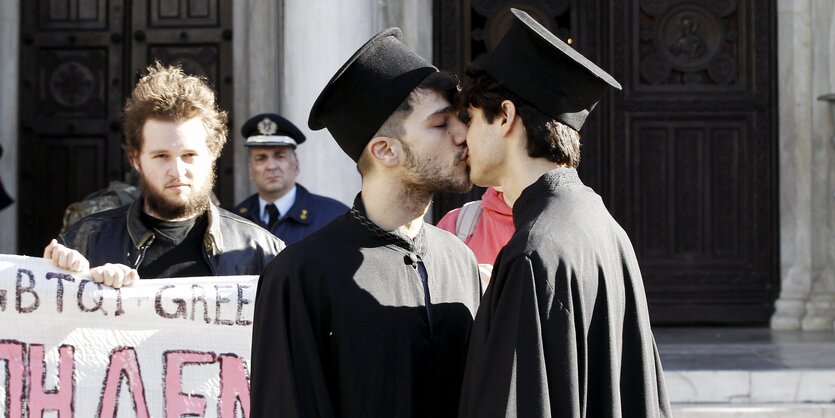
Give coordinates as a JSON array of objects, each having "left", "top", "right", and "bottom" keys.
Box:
[{"left": 436, "top": 187, "right": 515, "bottom": 266}]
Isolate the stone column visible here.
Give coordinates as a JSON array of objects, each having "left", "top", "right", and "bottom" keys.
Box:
[
  {"left": 772, "top": 0, "right": 835, "bottom": 330},
  {"left": 0, "top": 0, "right": 20, "bottom": 254},
  {"left": 827, "top": 92, "right": 835, "bottom": 332},
  {"left": 811, "top": 94, "right": 835, "bottom": 331},
  {"left": 280, "top": 0, "right": 371, "bottom": 205},
  {"left": 800, "top": 0, "right": 835, "bottom": 331},
  {"left": 232, "top": 0, "right": 283, "bottom": 204},
  {"left": 376, "top": 0, "right": 433, "bottom": 61},
  {"left": 280, "top": 0, "right": 433, "bottom": 206}
]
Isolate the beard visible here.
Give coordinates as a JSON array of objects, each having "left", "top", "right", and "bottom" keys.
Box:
[
  {"left": 139, "top": 165, "right": 216, "bottom": 220},
  {"left": 397, "top": 139, "right": 472, "bottom": 197}
]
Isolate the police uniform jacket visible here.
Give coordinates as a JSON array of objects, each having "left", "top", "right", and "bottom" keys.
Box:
[{"left": 233, "top": 184, "right": 348, "bottom": 245}]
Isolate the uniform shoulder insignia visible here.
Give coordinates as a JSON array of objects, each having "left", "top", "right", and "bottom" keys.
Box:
[
  {"left": 300, "top": 209, "right": 308, "bottom": 220},
  {"left": 239, "top": 207, "right": 248, "bottom": 214}
]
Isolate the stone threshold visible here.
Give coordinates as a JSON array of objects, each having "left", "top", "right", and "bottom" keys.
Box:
[
  {"left": 656, "top": 327, "right": 835, "bottom": 413},
  {"left": 665, "top": 369, "right": 835, "bottom": 404},
  {"left": 672, "top": 403, "right": 835, "bottom": 418}
]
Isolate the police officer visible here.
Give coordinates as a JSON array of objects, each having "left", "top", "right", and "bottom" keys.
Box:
[{"left": 234, "top": 113, "right": 348, "bottom": 245}]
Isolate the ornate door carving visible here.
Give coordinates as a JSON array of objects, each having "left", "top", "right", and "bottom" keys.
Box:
[
  {"left": 433, "top": 0, "right": 778, "bottom": 324},
  {"left": 612, "top": 0, "right": 778, "bottom": 324},
  {"left": 19, "top": 0, "right": 233, "bottom": 256}
]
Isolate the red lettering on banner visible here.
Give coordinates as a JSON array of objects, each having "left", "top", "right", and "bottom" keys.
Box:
[
  {"left": 164, "top": 350, "right": 217, "bottom": 418},
  {"left": 28, "top": 344, "right": 74, "bottom": 417},
  {"left": 98, "top": 346, "right": 150, "bottom": 418},
  {"left": 0, "top": 339, "right": 252, "bottom": 417},
  {"left": 218, "top": 354, "right": 250, "bottom": 418},
  {"left": 0, "top": 340, "right": 25, "bottom": 418}
]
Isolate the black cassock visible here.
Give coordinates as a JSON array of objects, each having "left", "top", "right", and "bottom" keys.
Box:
[
  {"left": 459, "top": 169, "right": 671, "bottom": 418},
  {"left": 251, "top": 198, "right": 481, "bottom": 418}
]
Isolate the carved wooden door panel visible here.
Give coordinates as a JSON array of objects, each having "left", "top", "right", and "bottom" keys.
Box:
[
  {"left": 19, "top": 0, "right": 233, "bottom": 256},
  {"left": 19, "top": 0, "right": 127, "bottom": 257},
  {"left": 434, "top": 0, "right": 778, "bottom": 324},
  {"left": 610, "top": 0, "right": 778, "bottom": 324}
]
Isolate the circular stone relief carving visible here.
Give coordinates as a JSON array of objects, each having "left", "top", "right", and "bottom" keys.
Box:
[
  {"left": 49, "top": 61, "right": 95, "bottom": 108},
  {"left": 654, "top": 4, "right": 723, "bottom": 72},
  {"left": 707, "top": 53, "right": 737, "bottom": 84}
]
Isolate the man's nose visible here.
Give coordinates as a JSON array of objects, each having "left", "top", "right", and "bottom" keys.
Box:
[
  {"left": 451, "top": 118, "right": 468, "bottom": 145},
  {"left": 170, "top": 157, "right": 188, "bottom": 177}
]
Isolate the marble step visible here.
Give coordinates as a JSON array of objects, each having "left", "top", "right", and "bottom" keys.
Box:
[
  {"left": 671, "top": 403, "right": 835, "bottom": 418},
  {"left": 656, "top": 328, "right": 835, "bottom": 416},
  {"left": 665, "top": 369, "right": 835, "bottom": 404}
]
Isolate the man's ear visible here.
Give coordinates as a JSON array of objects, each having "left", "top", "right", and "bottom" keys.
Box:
[
  {"left": 128, "top": 151, "right": 140, "bottom": 172},
  {"left": 499, "top": 99, "right": 519, "bottom": 136},
  {"left": 367, "top": 136, "right": 399, "bottom": 168}
]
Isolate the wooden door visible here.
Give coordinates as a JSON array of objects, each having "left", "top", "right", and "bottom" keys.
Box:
[
  {"left": 18, "top": 0, "right": 233, "bottom": 256},
  {"left": 19, "top": 0, "right": 127, "bottom": 257},
  {"left": 433, "top": 0, "right": 779, "bottom": 324},
  {"left": 608, "top": 0, "right": 778, "bottom": 324}
]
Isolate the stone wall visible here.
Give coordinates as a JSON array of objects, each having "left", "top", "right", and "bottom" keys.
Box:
[
  {"left": 232, "top": 0, "right": 284, "bottom": 204},
  {"left": 0, "top": 1, "right": 19, "bottom": 254},
  {"left": 772, "top": 0, "right": 835, "bottom": 330},
  {"left": 276, "top": 0, "right": 433, "bottom": 206}
]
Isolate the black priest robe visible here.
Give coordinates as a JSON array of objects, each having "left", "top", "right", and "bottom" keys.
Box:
[
  {"left": 458, "top": 168, "right": 671, "bottom": 418},
  {"left": 251, "top": 196, "right": 482, "bottom": 418}
]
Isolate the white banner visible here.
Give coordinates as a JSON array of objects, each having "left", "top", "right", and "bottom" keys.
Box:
[{"left": 0, "top": 254, "right": 256, "bottom": 418}]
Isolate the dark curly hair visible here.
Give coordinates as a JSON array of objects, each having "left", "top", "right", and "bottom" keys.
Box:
[{"left": 459, "top": 67, "right": 581, "bottom": 168}]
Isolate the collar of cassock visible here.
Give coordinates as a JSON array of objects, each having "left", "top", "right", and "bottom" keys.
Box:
[
  {"left": 350, "top": 193, "right": 427, "bottom": 257},
  {"left": 513, "top": 167, "right": 583, "bottom": 230}
]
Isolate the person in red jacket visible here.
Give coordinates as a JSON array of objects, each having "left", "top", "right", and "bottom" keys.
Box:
[{"left": 436, "top": 186, "right": 514, "bottom": 286}]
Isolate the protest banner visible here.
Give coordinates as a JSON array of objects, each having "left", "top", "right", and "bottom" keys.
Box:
[{"left": 0, "top": 254, "right": 255, "bottom": 417}]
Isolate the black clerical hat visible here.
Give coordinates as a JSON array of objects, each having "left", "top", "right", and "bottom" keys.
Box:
[
  {"left": 483, "top": 8, "right": 622, "bottom": 131},
  {"left": 308, "top": 28, "right": 437, "bottom": 162},
  {"left": 242, "top": 113, "right": 306, "bottom": 148}
]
